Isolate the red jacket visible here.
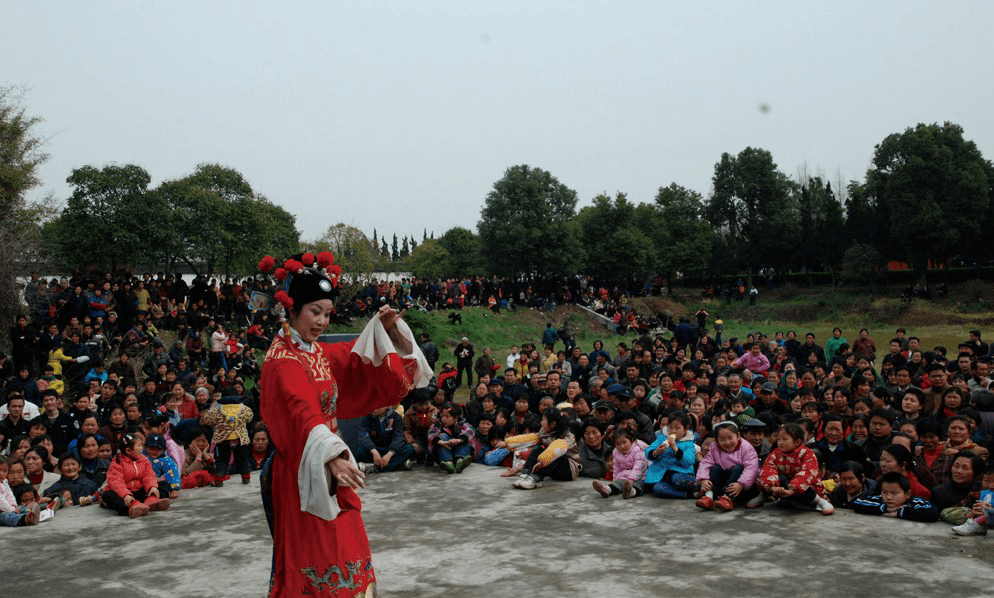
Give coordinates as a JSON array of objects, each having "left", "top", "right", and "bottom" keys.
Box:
[{"left": 106, "top": 453, "right": 158, "bottom": 497}]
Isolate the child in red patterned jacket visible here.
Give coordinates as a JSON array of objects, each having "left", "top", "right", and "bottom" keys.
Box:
[{"left": 750, "top": 423, "right": 835, "bottom": 515}]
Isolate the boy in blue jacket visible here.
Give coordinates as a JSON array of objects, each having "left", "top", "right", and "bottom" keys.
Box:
[
  {"left": 852, "top": 471, "right": 938, "bottom": 522},
  {"left": 144, "top": 434, "right": 181, "bottom": 498}
]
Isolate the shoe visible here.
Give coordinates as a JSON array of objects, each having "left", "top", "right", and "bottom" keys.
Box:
[
  {"left": 402, "top": 459, "right": 413, "bottom": 471},
  {"left": 359, "top": 462, "right": 378, "bottom": 474},
  {"left": 47, "top": 496, "right": 63, "bottom": 511},
  {"left": 513, "top": 475, "right": 542, "bottom": 490},
  {"left": 23, "top": 503, "right": 41, "bottom": 526},
  {"left": 211, "top": 479, "right": 224, "bottom": 487},
  {"left": 622, "top": 480, "right": 635, "bottom": 500},
  {"left": 952, "top": 519, "right": 988, "bottom": 536},
  {"left": 593, "top": 480, "right": 611, "bottom": 498},
  {"left": 242, "top": 475, "right": 251, "bottom": 485},
  {"left": 715, "top": 496, "right": 735, "bottom": 512},
  {"left": 149, "top": 498, "right": 171, "bottom": 512},
  {"left": 78, "top": 496, "right": 93, "bottom": 507},
  {"left": 695, "top": 496, "right": 714, "bottom": 510},
  {"left": 746, "top": 494, "right": 765, "bottom": 509},
  {"left": 128, "top": 502, "right": 150, "bottom": 518},
  {"left": 454, "top": 456, "right": 471, "bottom": 474},
  {"left": 815, "top": 497, "right": 835, "bottom": 515},
  {"left": 441, "top": 461, "right": 456, "bottom": 474}
]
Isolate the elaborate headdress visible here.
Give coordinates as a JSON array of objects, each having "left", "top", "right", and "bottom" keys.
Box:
[{"left": 258, "top": 252, "right": 343, "bottom": 312}]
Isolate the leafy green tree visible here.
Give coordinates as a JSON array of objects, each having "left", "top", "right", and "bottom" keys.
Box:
[
  {"left": 643, "top": 183, "right": 713, "bottom": 293},
  {"left": 575, "top": 193, "right": 653, "bottom": 286},
  {"left": 841, "top": 242, "right": 884, "bottom": 293},
  {"left": 706, "top": 147, "right": 800, "bottom": 282},
  {"left": 866, "top": 122, "right": 991, "bottom": 279},
  {"left": 48, "top": 164, "right": 164, "bottom": 274},
  {"left": 391, "top": 234, "right": 399, "bottom": 262},
  {"left": 478, "top": 164, "right": 581, "bottom": 278},
  {"left": 437, "top": 227, "right": 481, "bottom": 276},
  {"left": 792, "top": 177, "right": 847, "bottom": 283},
  {"left": 400, "top": 236, "right": 409, "bottom": 259},
  {"left": 406, "top": 239, "right": 450, "bottom": 280},
  {"left": 380, "top": 238, "right": 389, "bottom": 258},
  {"left": 0, "top": 86, "right": 50, "bottom": 341}
]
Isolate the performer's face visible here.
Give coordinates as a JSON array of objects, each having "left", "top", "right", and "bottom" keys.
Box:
[{"left": 292, "top": 299, "right": 334, "bottom": 343}]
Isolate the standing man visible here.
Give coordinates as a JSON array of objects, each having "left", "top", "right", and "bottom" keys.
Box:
[
  {"left": 474, "top": 347, "right": 495, "bottom": 384},
  {"left": 506, "top": 345, "right": 521, "bottom": 370},
  {"left": 454, "top": 336, "right": 475, "bottom": 388}
]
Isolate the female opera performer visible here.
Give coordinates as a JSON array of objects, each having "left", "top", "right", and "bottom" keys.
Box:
[{"left": 257, "top": 252, "right": 430, "bottom": 597}]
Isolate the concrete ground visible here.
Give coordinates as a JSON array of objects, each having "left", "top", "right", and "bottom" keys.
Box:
[{"left": 3, "top": 465, "right": 992, "bottom": 597}]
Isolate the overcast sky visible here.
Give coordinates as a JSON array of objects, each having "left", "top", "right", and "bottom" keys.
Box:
[{"left": 5, "top": 1, "right": 992, "bottom": 243}]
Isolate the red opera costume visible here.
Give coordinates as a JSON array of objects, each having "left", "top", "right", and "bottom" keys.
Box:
[{"left": 260, "top": 315, "right": 428, "bottom": 597}]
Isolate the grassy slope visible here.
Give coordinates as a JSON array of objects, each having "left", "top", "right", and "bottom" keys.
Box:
[{"left": 333, "top": 282, "right": 994, "bottom": 382}]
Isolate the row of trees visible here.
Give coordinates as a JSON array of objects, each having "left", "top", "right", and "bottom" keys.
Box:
[
  {"left": 400, "top": 121, "right": 992, "bottom": 288},
  {"left": 3, "top": 78, "right": 991, "bottom": 308}
]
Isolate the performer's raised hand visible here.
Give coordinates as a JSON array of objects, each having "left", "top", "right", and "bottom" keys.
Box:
[{"left": 378, "top": 304, "right": 406, "bottom": 331}]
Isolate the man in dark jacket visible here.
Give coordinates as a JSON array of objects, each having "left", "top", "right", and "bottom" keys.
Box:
[
  {"left": 418, "top": 333, "right": 439, "bottom": 372},
  {"left": 454, "top": 337, "right": 474, "bottom": 388},
  {"left": 354, "top": 406, "right": 414, "bottom": 473},
  {"left": 541, "top": 323, "right": 557, "bottom": 351}
]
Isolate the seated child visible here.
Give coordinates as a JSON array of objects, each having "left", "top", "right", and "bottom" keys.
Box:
[
  {"left": 102, "top": 433, "right": 170, "bottom": 518},
  {"left": 403, "top": 394, "right": 438, "bottom": 465},
  {"left": 479, "top": 423, "right": 511, "bottom": 467},
  {"left": 645, "top": 411, "right": 697, "bottom": 499},
  {"left": 592, "top": 427, "right": 648, "bottom": 499},
  {"left": 181, "top": 427, "right": 215, "bottom": 489},
  {"left": 828, "top": 461, "right": 877, "bottom": 510},
  {"left": 0, "top": 460, "right": 40, "bottom": 527},
  {"left": 951, "top": 463, "right": 994, "bottom": 536},
  {"left": 428, "top": 403, "right": 474, "bottom": 474},
  {"left": 878, "top": 444, "right": 930, "bottom": 500},
  {"left": 751, "top": 422, "right": 835, "bottom": 514},
  {"left": 852, "top": 471, "right": 939, "bottom": 522},
  {"left": 729, "top": 396, "right": 756, "bottom": 427},
  {"left": 696, "top": 421, "right": 759, "bottom": 512},
  {"left": 9, "top": 483, "right": 43, "bottom": 525},
  {"left": 144, "top": 434, "right": 181, "bottom": 499},
  {"left": 511, "top": 408, "right": 580, "bottom": 490},
  {"left": 42, "top": 454, "right": 99, "bottom": 507}
]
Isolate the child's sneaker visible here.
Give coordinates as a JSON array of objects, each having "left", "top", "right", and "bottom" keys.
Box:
[
  {"left": 593, "top": 480, "right": 611, "bottom": 498},
  {"left": 815, "top": 497, "right": 835, "bottom": 515},
  {"left": 952, "top": 519, "right": 988, "bottom": 536},
  {"left": 513, "top": 474, "right": 542, "bottom": 490},
  {"left": 78, "top": 495, "right": 93, "bottom": 507},
  {"left": 440, "top": 461, "right": 455, "bottom": 474},
  {"left": 454, "top": 456, "right": 471, "bottom": 474},
  {"left": 402, "top": 459, "right": 413, "bottom": 471},
  {"left": 242, "top": 475, "right": 251, "bottom": 484},
  {"left": 128, "top": 502, "right": 150, "bottom": 518},
  {"left": 622, "top": 480, "right": 636, "bottom": 500},
  {"left": 359, "top": 462, "right": 378, "bottom": 475},
  {"left": 22, "top": 503, "right": 41, "bottom": 526},
  {"left": 695, "top": 496, "right": 714, "bottom": 510},
  {"left": 149, "top": 498, "right": 171, "bottom": 512},
  {"left": 715, "top": 496, "right": 735, "bottom": 512},
  {"left": 746, "top": 494, "right": 765, "bottom": 509}
]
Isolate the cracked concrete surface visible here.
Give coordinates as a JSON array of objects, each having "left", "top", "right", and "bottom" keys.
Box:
[{"left": 3, "top": 465, "right": 992, "bottom": 597}]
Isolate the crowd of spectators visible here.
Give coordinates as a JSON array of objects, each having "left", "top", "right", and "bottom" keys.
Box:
[{"left": 3, "top": 271, "right": 992, "bottom": 538}]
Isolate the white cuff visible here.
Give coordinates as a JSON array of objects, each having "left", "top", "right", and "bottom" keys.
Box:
[
  {"left": 298, "top": 425, "right": 352, "bottom": 520},
  {"left": 352, "top": 313, "right": 433, "bottom": 388}
]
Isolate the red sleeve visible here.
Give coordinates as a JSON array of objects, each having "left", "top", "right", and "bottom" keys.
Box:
[
  {"left": 321, "top": 341, "right": 412, "bottom": 420},
  {"left": 758, "top": 450, "right": 782, "bottom": 487},
  {"left": 260, "top": 358, "right": 327, "bottom": 472},
  {"left": 105, "top": 459, "right": 130, "bottom": 497}
]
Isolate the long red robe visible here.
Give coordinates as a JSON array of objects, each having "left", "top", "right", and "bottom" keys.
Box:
[{"left": 261, "top": 333, "right": 416, "bottom": 597}]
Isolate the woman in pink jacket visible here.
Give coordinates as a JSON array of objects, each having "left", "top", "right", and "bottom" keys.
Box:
[
  {"left": 101, "top": 433, "right": 170, "bottom": 518},
  {"left": 696, "top": 421, "right": 759, "bottom": 512}
]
